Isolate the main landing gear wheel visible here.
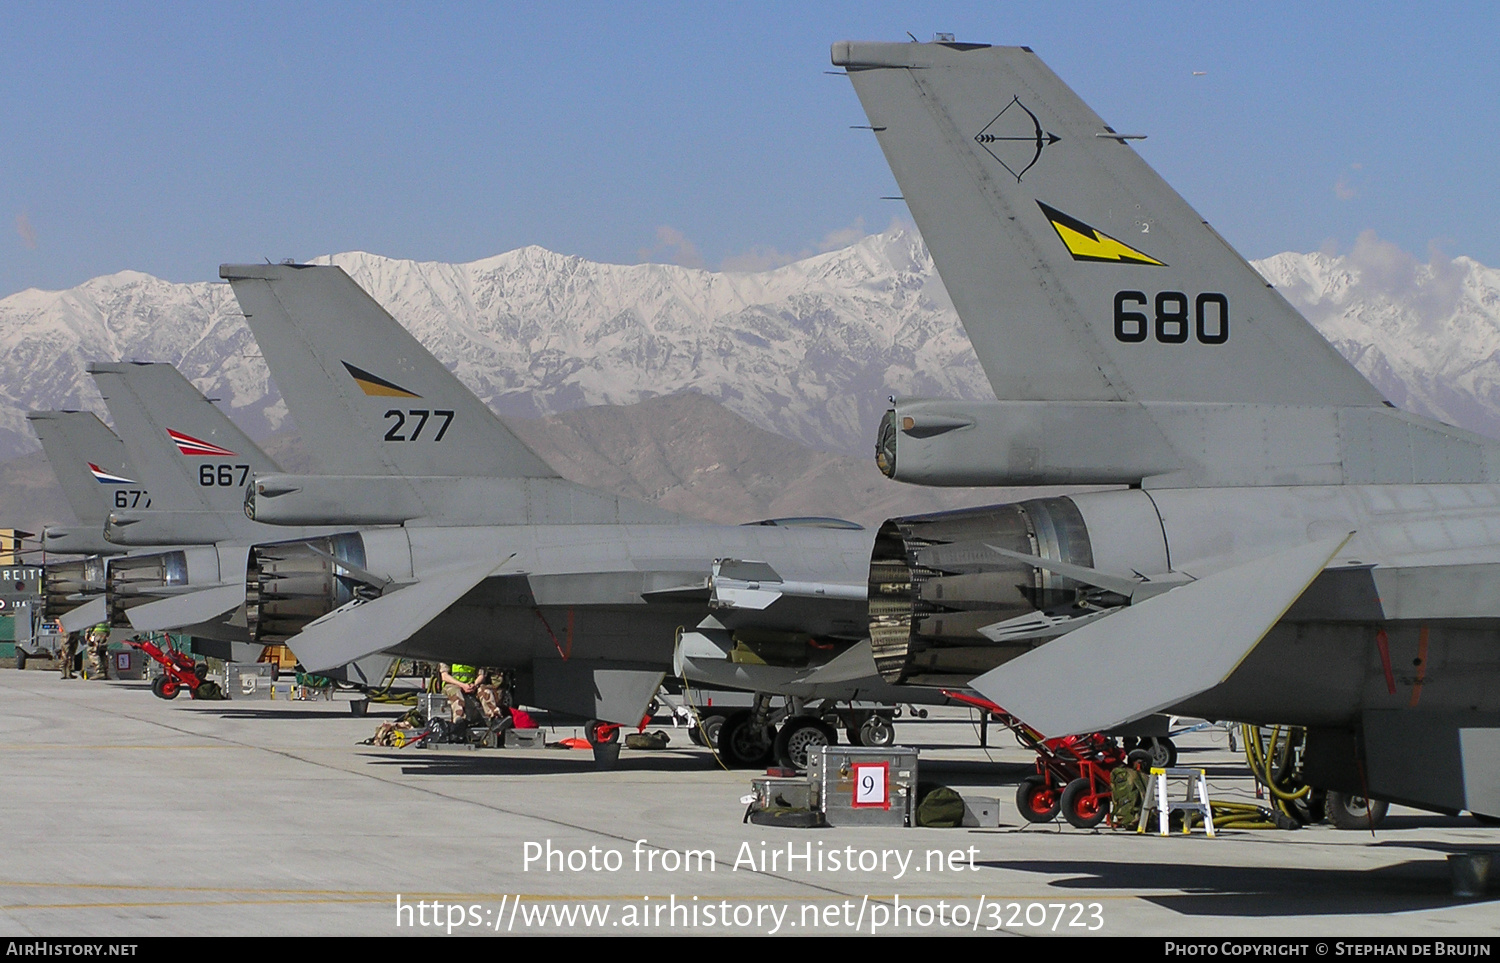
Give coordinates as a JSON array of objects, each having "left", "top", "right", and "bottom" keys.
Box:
[
  {"left": 858, "top": 715, "right": 895, "bottom": 748},
  {"left": 151, "top": 676, "right": 180, "bottom": 700},
  {"left": 689, "top": 713, "right": 726, "bottom": 748},
  {"left": 1060, "top": 778, "right": 1109, "bottom": 829},
  {"left": 1325, "top": 790, "right": 1388, "bottom": 830},
  {"left": 717, "top": 709, "right": 775, "bottom": 768},
  {"left": 774, "top": 717, "right": 837, "bottom": 772},
  {"left": 1016, "top": 775, "right": 1061, "bottom": 823},
  {"left": 1142, "top": 737, "right": 1178, "bottom": 769}
]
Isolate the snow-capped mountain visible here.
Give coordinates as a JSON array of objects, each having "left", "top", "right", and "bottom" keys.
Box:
[
  {"left": 2, "top": 228, "right": 1499, "bottom": 463},
  {"left": 0, "top": 230, "right": 986, "bottom": 460},
  {"left": 1256, "top": 241, "right": 1500, "bottom": 437}
]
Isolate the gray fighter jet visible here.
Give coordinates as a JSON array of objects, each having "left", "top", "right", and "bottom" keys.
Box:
[
  {"left": 221, "top": 262, "right": 876, "bottom": 741},
  {"left": 836, "top": 40, "right": 1500, "bottom": 819}
]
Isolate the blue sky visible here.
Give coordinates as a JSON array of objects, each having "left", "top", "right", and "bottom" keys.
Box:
[{"left": 3, "top": 2, "right": 1496, "bottom": 298}]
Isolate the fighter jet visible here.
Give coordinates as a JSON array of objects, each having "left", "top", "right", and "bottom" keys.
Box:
[
  {"left": 220, "top": 262, "right": 877, "bottom": 744},
  {"left": 836, "top": 40, "right": 1500, "bottom": 819}
]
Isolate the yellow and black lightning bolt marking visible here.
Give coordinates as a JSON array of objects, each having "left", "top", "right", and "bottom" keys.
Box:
[
  {"left": 1038, "top": 201, "right": 1166, "bottom": 266},
  {"left": 341, "top": 362, "right": 421, "bottom": 398}
]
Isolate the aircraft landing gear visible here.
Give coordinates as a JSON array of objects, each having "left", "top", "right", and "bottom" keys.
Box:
[
  {"left": 585, "top": 719, "right": 622, "bottom": 770},
  {"left": 1325, "top": 790, "right": 1389, "bottom": 830},
  {"left": 773, "top": 716, "right": 837, "bottom": 771},
  {"left": 717, "top": 708, "right": 776, "bottom": 768}
]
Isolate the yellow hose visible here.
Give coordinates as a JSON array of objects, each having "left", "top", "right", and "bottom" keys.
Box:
[{"left": 1243, "top": 725, "right": 1311, "bottom": 801}]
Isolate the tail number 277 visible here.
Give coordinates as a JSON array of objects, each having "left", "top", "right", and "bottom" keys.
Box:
[{"left": 383, "top": 409, "right": 454, "bottom": 442}]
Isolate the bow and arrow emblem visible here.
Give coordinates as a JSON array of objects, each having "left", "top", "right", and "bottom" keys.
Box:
[{"left": 974, "top": 96, "right": 1060, "bottom": 182}]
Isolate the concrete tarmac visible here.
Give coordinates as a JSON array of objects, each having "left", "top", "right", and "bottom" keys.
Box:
[{"left": 1, "top": 668, "right": 1496, "bottom": 937}]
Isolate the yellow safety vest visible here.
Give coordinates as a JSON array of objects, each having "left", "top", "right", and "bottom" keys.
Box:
[{"left": 450, "top": 664, "right": 478, "bottom": 684}]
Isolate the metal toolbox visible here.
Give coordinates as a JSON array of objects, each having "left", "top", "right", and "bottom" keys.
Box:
[
  {"left": 504, "top": 729, "right": 546, "bottom": 749},
  {"left": 110, "top": 648, "right": 145, "bottom": 681},
  {"left": 751, "top": 775, "right": 814, "bottom": 812},
  {"left": 809, "top": 746, "right": 918, "bottom": 827},
  {"left": 225, "top": 663, "right": 274, "bottom": 700},
  {"left": 962, "top": 796, "right": 1001, "bottom": 828},
  {"left": 418, "top": 692, "right": 452, "bottom": 723}
]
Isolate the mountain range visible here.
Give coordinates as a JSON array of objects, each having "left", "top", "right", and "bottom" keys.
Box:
[{"left": 1, "top": 227, "right": 1497, "bottom": 534}]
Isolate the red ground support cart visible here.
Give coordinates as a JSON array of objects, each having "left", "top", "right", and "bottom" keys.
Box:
[
  {"left": 127, "top": 636, "right": 219, "bottom": 700},
  {"left": 944, "top": 689, "right": 1128, "bottom": 829}
]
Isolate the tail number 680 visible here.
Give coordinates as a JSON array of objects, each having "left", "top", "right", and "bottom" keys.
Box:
[{"left": 1114, "top": 291, "right": 1228, "bottom": 344}]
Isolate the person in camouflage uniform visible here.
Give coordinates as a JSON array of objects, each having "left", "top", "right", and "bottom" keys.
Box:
[
  {"left": 58, "top": 631, "right": 80, "bottom": 679},
  {"left": 440, "top": 663, "right": 502, "bottom": 725},
  {"left": 84, "top": 624, "right": 110, "bottom": 680}
]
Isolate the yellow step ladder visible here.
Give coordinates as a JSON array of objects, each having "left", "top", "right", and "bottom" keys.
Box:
[{"left": 1137, "top": 767, "right": 1215, "bottom": 837}]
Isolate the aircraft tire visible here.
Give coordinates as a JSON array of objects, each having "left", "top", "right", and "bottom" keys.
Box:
[
  {"left": 693, "top": 713, "right": 725, "bottom": 749},
  {"left": 1325, "top": 791, "right": 1388, "bottom": 830},
  {"left": 717, "top": 710, "right": 774, "bottom": 768},
  {"left": 1016, "top": 776, "right": 1060, "bottom": 823},
  {"left": 773, "top": 716, "right": 837, "bottom": 772},
  {"left": 1144, "top": 737, "right": 1178, "bottom": 769},
  {"left": 583, "top": 720, "right": 620, "bottom": 745},
  {"left": 1060, "top": 777, "right": 1109, "bottom": 829},
  {"left": 858, "top": 715, "right": 895, "bottom": 748}
]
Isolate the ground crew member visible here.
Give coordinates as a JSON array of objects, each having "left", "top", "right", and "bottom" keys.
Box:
[
  {"left": 85, "top": 623, "right": 110, "bottom": 680},
  {"left": 59, "top": 631, "right": 80, "bottom": 679},
  {"left": 440, "top": 663, "right": 502, "bottom": 725}
]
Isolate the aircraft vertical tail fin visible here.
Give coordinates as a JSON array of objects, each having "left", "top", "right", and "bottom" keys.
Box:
[
  {"left": 833, "top": 41, "right": 1385, "bottom": 409},
  {"left": 27, "top": 411, "right": 146, "bottom": 525},
  {"left": 220, "top": 264, "right": 559, "bottom": 479},
  {"left": 87, "top": 362, "right": 280, "bottom": 520}
]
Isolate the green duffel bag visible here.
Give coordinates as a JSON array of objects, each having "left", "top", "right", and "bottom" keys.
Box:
[{"left": 916, "top": 786, "right": 967, "bottom": 828}]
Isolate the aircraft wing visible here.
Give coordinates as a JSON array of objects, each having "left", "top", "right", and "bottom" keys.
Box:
[
  {"left": 126, "top": 584, "right": 244, "bottom": 632},
  {"left": 970, "top": 534, "right": 1351, "bottom": 736},
  {"left": 284, "top": 559, "right": 506, "bottom": 673}
]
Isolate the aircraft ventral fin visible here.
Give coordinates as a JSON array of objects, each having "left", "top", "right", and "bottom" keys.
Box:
[
  {"left": 60, "top": 596, "right": 108, "bottom": 634},
  {"left": 970, "top": 533, "right": 1353, "bottom": 736},
  {"left": 799, "top": 639, "right": 882, "bottom": 685},
  {"left": 286, "top": 558, "right": 511, "bottom": 673},
  {"left": 127, "top": 584, "right": 245, "bottom": 632}
]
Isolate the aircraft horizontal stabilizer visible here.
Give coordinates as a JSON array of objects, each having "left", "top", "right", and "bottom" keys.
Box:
[
  {"left": 126, "top": 584, "right": 245, "bottom": 632},
  {"left": 970, "top": 534, "right": 1352, "bottom": 736},
  {"left": 287, "top": 559, "right": 507, "bottom": 673},
  {"left": 60, "top": 596, "right": 108, "bottom": 633}
]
